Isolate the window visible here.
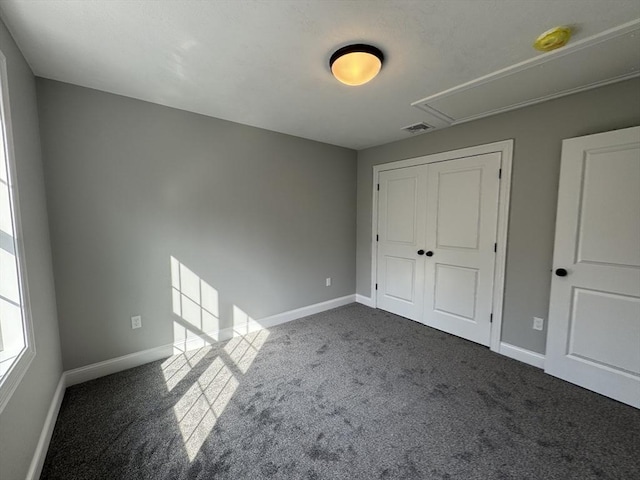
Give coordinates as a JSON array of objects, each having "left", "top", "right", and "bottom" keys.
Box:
[{"left": 0, "top": 50, "right": 35, "bottom": 413}]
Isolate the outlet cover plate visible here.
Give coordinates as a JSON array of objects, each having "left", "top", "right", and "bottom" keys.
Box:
[{"left": 131, "top": 315, "right": 142, "bottom": 329}]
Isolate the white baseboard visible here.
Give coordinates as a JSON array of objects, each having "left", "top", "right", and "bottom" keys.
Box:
[
  {"left": 499, "top": 342, "right": 545, "bottom": 369},
  {"left": 26, "top": 373, "right": 67, "bottom": 480},
  {"left": 66, "top": 294, "right": 356, "bottom": 387},
  {"left": 257, "top": 294, "right": 355, "bottom": 328},
  {"left": 355, "top": 294, "right": 374, "bottom": 307},
  {"left": 65, "top": 344, "right": 175, "bottom": 387}
]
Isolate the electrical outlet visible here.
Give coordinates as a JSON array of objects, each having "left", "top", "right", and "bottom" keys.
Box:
[
  {"left": 326, "top": 277, "right": 332, "bottom": 287},
  {"left": 533, "top": 317, "right": 544, "bottom": 331},
  {"left": 131, "top": 315, "right": 142, "bottom": 329}
]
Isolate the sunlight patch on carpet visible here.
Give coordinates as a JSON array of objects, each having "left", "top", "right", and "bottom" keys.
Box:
[{"left": 166, "top": 256, "right": 270, "bottom": 461}]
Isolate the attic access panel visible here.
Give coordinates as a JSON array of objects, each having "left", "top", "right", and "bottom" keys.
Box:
[{"left": 412, "top": 21, "right": 640, "bottom": 126}]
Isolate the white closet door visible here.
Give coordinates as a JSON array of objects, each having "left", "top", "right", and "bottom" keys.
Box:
[
  {"left": 545, "top": 126, "right": 640, "bottom": 408},
  {"left": 376, "top": 165, "right": 428, "bottom": 320},
  {"left": 422, "top": 153, "right": 501, "bottom": 346}
]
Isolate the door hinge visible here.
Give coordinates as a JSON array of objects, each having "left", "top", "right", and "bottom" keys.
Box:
[
  {"left": 490, "top": 313, "right": 493, "bottom": 323},
  {"left": 375, "top": 283, "right": 378, "bottom": 290},
  {"left": 377, "top": 183, "right": 380, "bottom": 191},
  {"left": 376, "top": 234, "right": 379, "bottom": 242},
  {"left": 498, "top": 168, "right": 502, "bottom": 179}
]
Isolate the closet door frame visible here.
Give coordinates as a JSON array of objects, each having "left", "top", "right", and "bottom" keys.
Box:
[{"left": 370, "top": 139, "right": 513, "bottom": 353}]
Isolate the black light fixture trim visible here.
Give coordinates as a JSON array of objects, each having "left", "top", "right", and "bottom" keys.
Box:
[{"left": 329, "top": 44, "right": 384, "bottom": 69}]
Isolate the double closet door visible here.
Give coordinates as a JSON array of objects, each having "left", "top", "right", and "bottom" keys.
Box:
[{"left": 376, "top": 152, "right": 501, "bottom": 347}]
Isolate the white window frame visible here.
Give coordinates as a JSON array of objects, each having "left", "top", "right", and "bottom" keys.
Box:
[{"left": 0, "top": 49, "right": 36, "bottom": 413}]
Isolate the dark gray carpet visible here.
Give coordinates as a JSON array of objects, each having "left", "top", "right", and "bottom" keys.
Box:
[{"left": 41, "top": 304, "right": 639, "bottom": 479}]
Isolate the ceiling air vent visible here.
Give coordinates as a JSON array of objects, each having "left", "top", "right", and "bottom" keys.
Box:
[{"left": 402, "top": 122, "right": 434, "bottom": 134}]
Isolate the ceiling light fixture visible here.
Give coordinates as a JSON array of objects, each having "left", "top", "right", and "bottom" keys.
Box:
[{"left": 330, "top": 44, "right": 384, "bottom": 86}]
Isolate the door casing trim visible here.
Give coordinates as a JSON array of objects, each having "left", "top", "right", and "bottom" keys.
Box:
[{"left": 370, "top": 139, "right": 514, "bottom": 352}]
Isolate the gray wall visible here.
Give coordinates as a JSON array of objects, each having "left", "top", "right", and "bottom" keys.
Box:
[
  {"left": 0, "top": 21, "right": 63, "bottom": 480},
  {"left": 37, "top": 79, "right": 357, "bottom": 371},
  {"left": 357, "top": 78, "right": 640, "bottom": 354}
]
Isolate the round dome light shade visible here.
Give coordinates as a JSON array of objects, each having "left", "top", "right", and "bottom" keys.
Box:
[{"left": 330, "top": 44, "right": 384, "bottom": 86}]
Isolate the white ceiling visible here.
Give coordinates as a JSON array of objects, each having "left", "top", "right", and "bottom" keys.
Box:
[{"left": 1, "top": 1, "right": 639, "bottom": 149}]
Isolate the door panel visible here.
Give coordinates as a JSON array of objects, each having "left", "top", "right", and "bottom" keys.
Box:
[
  {"left": 436, "top": 169, "right": 482, "bottom": 249},
  {"left": 569, "top": 288, "right": 640, "bottom": 375},
  {"left": 376, "top": 166, "right": 427, "bottom": 320},
  {"left": 423, "top": 153, "right": 501, "bottom": 346},
  {"left": 576, "top": 147, "right": 640, "bottom": 267},
  {"left": 386, "top": 177, "right": 418, "bottom": 243},
  {"left": 384, "top": 256, "right": 416, "bottom": 302},
  {"left": 545, "top": 126, "right": 640, "bottom": 408},
  {"left": 433, "top": 264, "right": 478, "bottom": 320}
]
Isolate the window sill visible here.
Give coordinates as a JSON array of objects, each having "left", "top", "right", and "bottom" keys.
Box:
[{"left": 0, "top": 345, "right": 35, "bottom": 414}]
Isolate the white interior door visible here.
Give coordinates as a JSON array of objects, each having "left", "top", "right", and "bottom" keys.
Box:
[
  {"left": 545, "top": 126, "right": 640, "bottom": 408},
  {"left": 422, "top": 153, "right": 501, "bottom": 346},
  {"left": 376, "top": 165, "right": 427, "bottom": 320}
]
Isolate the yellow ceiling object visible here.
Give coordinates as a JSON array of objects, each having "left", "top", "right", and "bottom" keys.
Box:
[
  {"left": 330, "top": 44, "right": 384, "bottom": 86},
  {"left": 534, "top": 26, "right": 573, "bottom": 52}
]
